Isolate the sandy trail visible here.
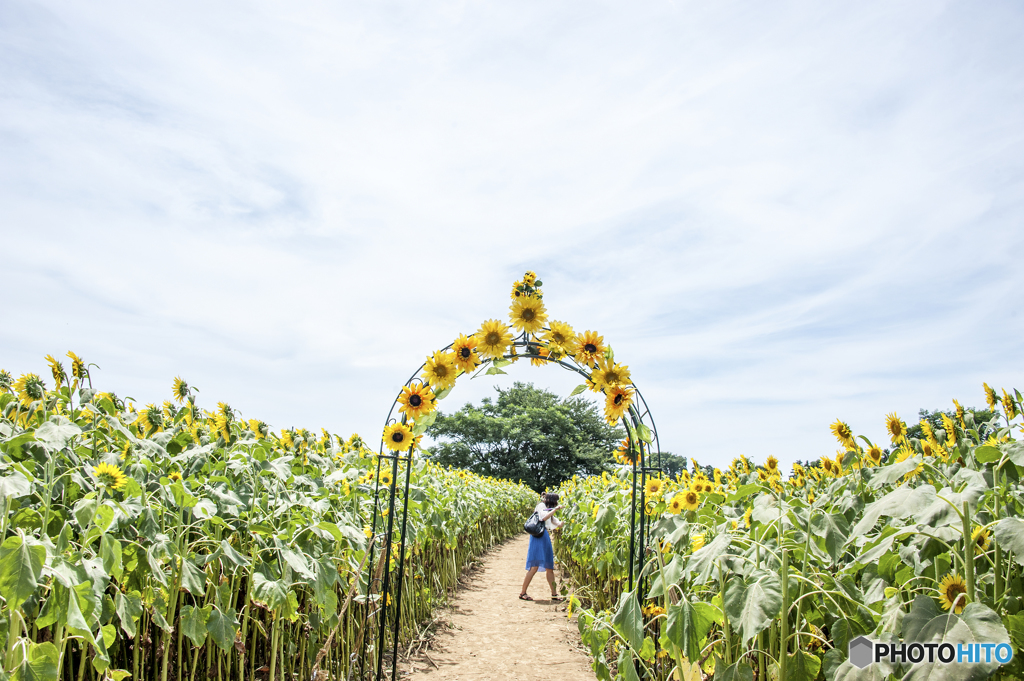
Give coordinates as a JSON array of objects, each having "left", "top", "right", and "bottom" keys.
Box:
[{"left": 405, "top": 534, "right": 595, "bottom": 681}]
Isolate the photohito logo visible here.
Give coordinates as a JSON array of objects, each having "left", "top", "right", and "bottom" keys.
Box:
[{"left": 848, "top": 636, "right": 1014, "bottom": 669}]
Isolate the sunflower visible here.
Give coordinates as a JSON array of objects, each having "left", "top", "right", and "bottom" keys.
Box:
[
  {"left": 885, "top": 413, "right": 906, "bottom": 444},
  {"left": 604, "top": 386, "right": 634, "bottom": 424},
  {"left": 213, "top": 414, "right": 231, "bottom": 442},
  {"left": 0, "top": 370, "right": 12, "bottom": 393},
  {"left": 66, "top": 351, "right": 86, "bottom": 384},
  {"left": 509, "top": 296, "right": 548, "bottom": 334},
  {"left": 792, "top": 475, "right": 805, "bottom": 488},
  {"left": 1002, "top": 389, "right": 1017, "bottom": 420},
  {"left": 681, "top": 489, "right": 700, "bottom": 511},
  {"left": 573, "top": 330, "right": 605, "bottom": 367},
  {"left": 829, "top": 419, "right": 855, "bottom": 448},
  {"left": 645, "top": 478, "right": 665, "bottom": 497},
  {"left": 94, "top": 462, "right": 127, "bottom": 491},
  {"left": 529, "top": 344, "right": 550, "bottom": 368},
  {"left": 920, "top": 439, "right": 937, "bottom": 458},
  {"left": 668, "top": 495, "right": 685, "bottom": 514},
  {"left": 983, "top": 383, "right": 999, "bottom": 411},
  {"left": 808, "top": 490, "right": 815, "bottom": 504},
  {"left": 972, "top": 526, "right": 991, "bottom": 555},
  {"left": 379, "top": 469, "right": 394, "bottom": 487},
  {"left": 451, "top": 334, "right": 481, "bottom": 373},
  {"left": 591, "top": 358, "right": 631, "bottom": 391},
  {"left": 422, "top": 351, "right": 458, "bottom": 391},
  {"left": 819, "top": 457, "right": 835, "bottom": 477},
  {"left": 940, "top": 413, "right": 957, "bottom": 444},
  {"left": 45, "top": 355, "right": 67, "bottom": 388},
  {"left": 920, "top": 420, "right": 935, "bottom": 441},
  {"left": 136, "top": 404, "right": 164, "bottom": 435},
  {"left": 544, "top": 320, "right": 575, "bottom": 347},
  {"left": 383, "top": 422, "right": 414, "bottom": 452},
  {"left": 866, "top": 444, "right": 883, "bottom": 465},
  {"left": 13, "top": 373, "right": 46, "bottom": 408},
  {"left": 280, "top": 429, "right": 295, "bottom": 449},
  {"left": 690, "top": 533, "right": 706, "bottom": 552},
  {"left": 249, "top": 420, "right": 268, "bottom": 439},
  {"left": 937, "top": 573, "right": 968, "bottom": 613},
  {"left": 168, "top": 471, "right": 183, "bottom": 482},
  {"left": 765, "top": 455, "right": 780, "bottom": 477},
  {"left": 168, "top": 377, "right": 189, "bottom": 404},
  {"left": 474, "top": 319, "right": 513, "bottom": 360},
  {"left": 398, "top": 382, "right": 437, "bottom": 421},
  {"left": 742, "top": 507, "right": 753, "bottom": 526}
]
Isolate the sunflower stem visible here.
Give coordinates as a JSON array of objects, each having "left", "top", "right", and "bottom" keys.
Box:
[{"left": 962, "top": 501, "right": 975, "bottom": 604}]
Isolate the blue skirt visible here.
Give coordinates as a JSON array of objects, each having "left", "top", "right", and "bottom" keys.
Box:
[{"left": 525, "top": 530, "right": 554, "bottom": 571}]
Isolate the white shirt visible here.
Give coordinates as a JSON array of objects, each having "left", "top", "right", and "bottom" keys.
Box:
[{"left": 536, "top": 502, "right": 564, "bottom": 531}]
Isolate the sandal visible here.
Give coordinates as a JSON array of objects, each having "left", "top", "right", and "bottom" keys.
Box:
[
  {"left": 519, "top": 593, "right": 533, "bottom": 601},
  {"left": 550, "top": 594, "right": 564, "bottom": 602}
]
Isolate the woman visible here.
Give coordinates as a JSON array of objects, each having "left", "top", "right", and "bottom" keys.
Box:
[{"left": 520, "top": 492, "right": 564, "bottom": 601}]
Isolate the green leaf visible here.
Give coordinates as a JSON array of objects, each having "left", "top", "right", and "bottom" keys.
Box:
[
  {"left": 783, "top": 649, "right": 822, "bottom": 681},
  {"left": 611, "top": 590, "right": 644, "bottom": 651},
  {"left": 716, "top": 658, "right": 754, "bottom": 681},
  {"left": 11, "top": 641, "right": 59, "bottom": 681},
  {"left": 850, "top": 484, "right": 935, "bottom": 536},
  {"left": 33, "top": 420, "right": 82, "bottom": 451},
  {"left": 252, "top": 572, "right": 289, "bottom": 610},
  {"left": 0, "top": 534, "right": 45, "bottom": 609},
  {"left": 661, "top": 598, "right": 715, "bottom": 661},
  {"left": 484, "top": 366, "right": 507, "bottom": 375},
  {"left": 0, "top": 469, "right": 32, "bottom": 499},
  {"left": 901, "top": 598, "right": 1010, "bottom": 681},
  {"left": 617, "top": 649, "right": 641, "bottom": 681},
  {"left": 179, "top": 604, "right": 211, "bottom": 647},
  {"left": 99, "top": 534, "right": 122, "bottom": 580},
  {"left": 635, "top": 424, "right": 653, "bottom": 444},
  {"left": 994, "top": 518, "right": 1024, "bottom": 566},
  {"left": 724, "top": 569, "right": 783, "bottom": 644},
  {"left": 411, "top": 411, "right": 438, "bottom": 436},
  {"left": 492, "top": 358, "right": 513, "bottom": 368},
  {"left": 974, "top": 445, "right": 1002, "bottom": 464},
  {"left": 179, "top": 557, "right": 206, "bottom": 595},
  {"left": 684, "top": 533, "right": 732, "bottom": 585},
  {"left": 812, "top": 512, "right": 850, "bottom": 563},
  {"left": 114, "top": 590, "right": 143, "bottom": 638},
  {"left": 567, "top": 384, "right": 588, "bottom": 398},
  {"left": 205, "top": 606, "right": 238, "bottom": 652},
  {"left": 433, "top": 386, "right": 453, "bottom": 400}
]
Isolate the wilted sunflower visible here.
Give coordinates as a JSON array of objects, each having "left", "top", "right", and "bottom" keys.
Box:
[
  {"left": 383, "top": 422, "right": 414, "bottom": 452},
  {"left": 1002, "top": 389, "right": 1017, "bottom": 420},
  {"left": 94, "top": 462, "right": 127, "bottom": 491},
  {"left": 172, "top": 377, "right": 190, "bottom": 403},
  {"left": 474, "top": 319, "right": 513, "bottom": 359},
  {"left": 983, "top": 383, "right": 999, "bottom": 411},
  {"left": 690, "top": 533, "right": 706, "bottom": 552},
  {"left": 509, "top": 296, "right": 548, "bottom": 334},
  {"left": 591, "top": 358, "right": 631, "bottom": 392},
  {"left": 13, "top": 373, "right": 46, "bottom": 407},
  {"left": 972, "top": 526, "right": 991, "bottom": 555},
  {"left": 451, "top": 334, "right": 481, "bottom": 373},
  {"left": 866, "top": 444, "right": 883, "bottom": 465},
  {"left": 398, "top": 382, "right": 436, "bottom": 420},
  {"left": 645, "top": 478, "right": 665, "bottom": 497},
  {"left": 45, "top": 355, "right": 67, "bottom": 388},
  {"left": 938, "top": 573, "right": 968, "bottom": 613},
  {"left": 604, "top": 385, "right": 634, "bottom": 424},
  {"left": 885, "top": 413, "right": 906, "bottom": 444},
  {"left": 829, "top": 419, "right": 855, "bottom": 448},
  {"left": 544, "top": 320, "right": 575, "bottom": 347},
  {"left": 668, "top": 495, "right": 685, "bottom": 514},
  {"left": 573, "top": 330, "right": 605, "bottom": 367},
  {"left": 682, "top": 489, "right": 700, "bottom": 511},
  {"left": 422, "top": 351, "right": 458, "bottom": 391}
]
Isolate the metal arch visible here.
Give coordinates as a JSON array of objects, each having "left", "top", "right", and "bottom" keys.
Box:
[{"left": 362, "top": 330, "right": 661, "bottom": 681}]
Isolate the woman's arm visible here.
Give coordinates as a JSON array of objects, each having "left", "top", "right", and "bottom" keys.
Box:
[{"left": 538, "top": 505, "right": 562, "bottom": 522}]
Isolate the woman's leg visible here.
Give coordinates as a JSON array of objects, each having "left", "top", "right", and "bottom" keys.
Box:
[
  {"left": 522, "top": 566, "right": 539, "bottom": 595},
  {"left": 545, "top": 567, "right": 557, "bottom": 595}
]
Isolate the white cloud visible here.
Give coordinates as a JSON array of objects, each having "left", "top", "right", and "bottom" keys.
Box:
[{"left": 2, "top": 0, "right": 1023, "bottom": 471}]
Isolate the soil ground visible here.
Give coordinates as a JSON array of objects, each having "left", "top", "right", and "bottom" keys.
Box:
[{"left": 404, "top": 533, "right": 596, "bottom": 681}]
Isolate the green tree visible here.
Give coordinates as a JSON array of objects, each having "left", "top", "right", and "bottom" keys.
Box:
[{"left": 426, "top": 382, "right": 623, "bottom": 491}]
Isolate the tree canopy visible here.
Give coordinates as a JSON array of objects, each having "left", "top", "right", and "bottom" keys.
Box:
[{"left": 425, "top": 382, "right": 623, "bottom": 491}]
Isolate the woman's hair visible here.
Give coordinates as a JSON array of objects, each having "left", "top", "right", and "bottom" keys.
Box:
[{"left": 543, "top": 492, "right": 560, "bottom": 508}]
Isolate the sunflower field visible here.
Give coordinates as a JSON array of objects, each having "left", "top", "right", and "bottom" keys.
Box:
[
  {"left": 557, "top": 387, "right": 1024, "bottom": 681},
  {"left": 0, "top": 355, "right": 536, "bottom": 681}
]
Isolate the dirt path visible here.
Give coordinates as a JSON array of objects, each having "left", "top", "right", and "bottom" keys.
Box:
[{"left": 405, "top": 534, "right": 595, "bottom": 681}]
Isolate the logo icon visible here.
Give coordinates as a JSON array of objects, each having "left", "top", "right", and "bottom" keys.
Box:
[{"left": 849, "top": 636, "right": 874, "bottom": 669}]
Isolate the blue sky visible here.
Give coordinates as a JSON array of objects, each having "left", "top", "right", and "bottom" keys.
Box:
[{"left": 2, "top": 1, "right": 1022, "bottom": 471}]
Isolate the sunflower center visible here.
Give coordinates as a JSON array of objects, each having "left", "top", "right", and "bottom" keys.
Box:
[
  {"left": 434, "top": 365, "right": 448, "bottom": 378},
  {"left": 460, "top": 347, "right": 471, "bottom": 358},
  {"left": 614, "top": 394, "right": 624, "bottom": 405},
  {"left": 391, "top": 432, "right": 404, "bottom": 443},
  {"left": 584, "top": 343, "right": 597, "bottom": 353},
  {"left": 522, "top": 309, "right": 536, "bottom": 322},
  {"left": 606, "top": 371, "right": 619, "bottom": 383},
  {"left": 409, "top": 395, "right": 422, "bottom": 407},
  {"left": 486, "top": 332, "right": 501, "bottom": 345}
]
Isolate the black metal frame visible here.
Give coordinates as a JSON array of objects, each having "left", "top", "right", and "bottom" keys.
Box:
[{"left": 360, "top": 331, "right": 660, "bottom": 681}]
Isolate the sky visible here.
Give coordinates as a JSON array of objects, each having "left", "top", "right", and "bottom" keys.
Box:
[{"left": 2, "top": 0, "right": 1023, "bottom": 472}]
